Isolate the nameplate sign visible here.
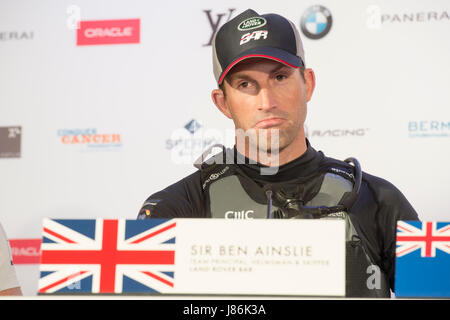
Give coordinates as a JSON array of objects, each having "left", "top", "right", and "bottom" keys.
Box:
[{"left": 38, "top": 218, "right": 345, "bottom": 296}]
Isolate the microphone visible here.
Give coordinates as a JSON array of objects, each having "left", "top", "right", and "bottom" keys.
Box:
[{"left": 264, "top": 185, "right": 273, "bottom": 219}]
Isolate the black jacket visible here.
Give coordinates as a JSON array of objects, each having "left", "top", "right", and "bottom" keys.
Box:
[{"left": 138, "top": 141, "right": 419, "bottom": 293}]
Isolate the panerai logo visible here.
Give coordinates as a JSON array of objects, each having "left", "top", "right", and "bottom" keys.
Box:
[
  {"left": 0, "top": 31, "right": 34, "bottom": 41},
  {"left": 237, "top": 17, "right": 267, "bottom": 31}
]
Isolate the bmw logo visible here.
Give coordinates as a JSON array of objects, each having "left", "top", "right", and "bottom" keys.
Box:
[{"left": 300, "top": 5, "right": 333, "bottom": 40}]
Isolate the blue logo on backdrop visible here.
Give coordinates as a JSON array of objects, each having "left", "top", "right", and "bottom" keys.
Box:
[
  {"left": 184, "top": 119, "right": 202, "bottom": 135},
  {"left": 165, "top": 119, "right": 220, "bottom": 152},
  {"left": 408, "top": 121, "right": 450, "bottom": 138},
  {"left": 300, "top": 5, "right": 333, "bottom": 40}
]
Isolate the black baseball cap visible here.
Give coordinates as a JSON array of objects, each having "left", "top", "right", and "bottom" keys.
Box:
[{"left": 212, "top": 9, "right": 305, "bottom": 85}]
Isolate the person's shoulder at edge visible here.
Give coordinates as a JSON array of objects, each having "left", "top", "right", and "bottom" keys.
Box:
[
  {"left": 137, "top": 170, "right": 204, "bottom": 219},
  {"left": 0, "top": 223, "right": 23, "bottom": 296},
  {"left": 320, "top": 152, "right": 419, "bottom": 220}
]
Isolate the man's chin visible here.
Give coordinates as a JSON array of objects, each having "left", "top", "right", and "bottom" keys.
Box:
[
  {"left": 253, "top": 138, "right": 289, "bottom": 155},
  {"left": 235, "top": 126, "right": 293, "bottom": 153},
  {"left": 256, "top": 128, "right": 291, "bottom": 151}
]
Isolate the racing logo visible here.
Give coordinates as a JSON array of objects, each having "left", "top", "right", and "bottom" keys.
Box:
[{"left": 300, "top": 5, "right": 333, "bottom": 40}]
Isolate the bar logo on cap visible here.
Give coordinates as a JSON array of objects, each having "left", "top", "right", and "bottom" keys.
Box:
[{"left": 237, "top": 17, "right": 267, "bottom": 31}]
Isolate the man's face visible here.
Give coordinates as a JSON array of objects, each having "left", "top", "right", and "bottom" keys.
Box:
[{"left": 213, "top": 58, "right": 314, "bottom": 153}]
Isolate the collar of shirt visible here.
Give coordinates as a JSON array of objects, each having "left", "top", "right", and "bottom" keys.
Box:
[{"left": 232, "top": 138, "right": 325, "bottom": 183}]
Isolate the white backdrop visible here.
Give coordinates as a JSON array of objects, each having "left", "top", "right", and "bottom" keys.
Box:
[{"left": 0, "top": 0, "right": 449, "bottom": 295}]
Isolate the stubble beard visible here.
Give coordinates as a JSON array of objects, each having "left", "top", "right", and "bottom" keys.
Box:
[{"left": 235, "top": 119, "right": 302, "bottom": 165}]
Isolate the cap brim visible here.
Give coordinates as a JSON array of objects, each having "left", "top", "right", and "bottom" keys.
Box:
[{"left": 218, "top": 47, "right": 303, "bottom": 85}]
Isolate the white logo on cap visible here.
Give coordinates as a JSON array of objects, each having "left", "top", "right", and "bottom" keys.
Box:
[
  {"left": 240, "top": 30, "right": 268, "bottom": 45},
  {"left": 237, "top": 17, "right": 267, "bottom": 31}
]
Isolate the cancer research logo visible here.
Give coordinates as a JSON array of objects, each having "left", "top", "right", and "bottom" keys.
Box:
[
  {"left": 0, "top": 126, "right": 21, "bottom": 158},
  {"left": 408, "top": 121, "right": 450, "bottom": 138},
  {"left": 166, "top": 119, "right": 223, "bottom": 164},
  {"left": 57, "top": 128, "right": 123, "bottom": 151},
  {"left": 76, "top": 19, "right": 140, "bottom": 46},
  {"left": 300, "top": 5, "right": 333, "bottom": 40}
]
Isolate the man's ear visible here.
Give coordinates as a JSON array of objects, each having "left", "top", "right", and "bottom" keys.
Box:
[
  {"left": 211, "top": 88, "right": 232, "bottom": 119},
  {"left": 304, "top": 68, "right": 316, "bottom": 102}
]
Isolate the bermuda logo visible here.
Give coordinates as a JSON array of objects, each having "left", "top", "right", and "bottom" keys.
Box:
[
  {"left": 408, "top": 120, "right": 450, "bottom": 138},
  {"left": 300, "top": 5, "right": 333, "bottom": 40},
  {"left": 237, "top": 17, "right": 267, "bottom": 31}
]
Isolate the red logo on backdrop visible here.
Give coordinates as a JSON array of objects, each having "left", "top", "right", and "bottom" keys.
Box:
[
  {"left": 9, "top": 239, "right": 42, "bottom": 264},
  {"left": 77, "top": 19, "right": 140, "bottom": 46}
]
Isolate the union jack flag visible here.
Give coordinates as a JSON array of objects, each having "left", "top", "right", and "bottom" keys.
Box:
[
  {"left": 395, "top": 221, "right": 450, "bottom": 297},
  {"left": 396, "top": 221, "right": 450, "bottom": 257},
  {"left": 38, "top": 218, "right": 176, "bottom": 294}
]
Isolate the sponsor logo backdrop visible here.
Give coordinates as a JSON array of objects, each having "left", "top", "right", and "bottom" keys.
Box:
[{"left": 0, "top": 0, "right": 449, "bottom": 295}]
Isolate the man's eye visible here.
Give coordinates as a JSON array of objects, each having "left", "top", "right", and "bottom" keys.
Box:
[
  {"left": 239, "top": 81, "right": 249, "bottom": 88},
  {"left": 276, "top": 74, "right": 287, "bottom": 81}
]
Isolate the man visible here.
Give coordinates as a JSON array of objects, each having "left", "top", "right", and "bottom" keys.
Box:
[
  {"left": 138, "top": 9, "right": 419, "bottom": 297},
  {"left": 0, "top": 222, "right": 22, "bottom": 296}
]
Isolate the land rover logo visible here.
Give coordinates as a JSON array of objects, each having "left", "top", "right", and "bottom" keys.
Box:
[{"left": 237, "top": 17, "right": 267, "bottom": 31}]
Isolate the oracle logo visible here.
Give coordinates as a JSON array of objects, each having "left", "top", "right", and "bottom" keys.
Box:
[
  {"left": 77, "top": 19, "right": 140, "bottom": 46},
  {"left": 84, "top": 27, "right": 133, "bottom": 38},
  {"left": 9, "top": 239, "right": 42, "bottom": 264}
]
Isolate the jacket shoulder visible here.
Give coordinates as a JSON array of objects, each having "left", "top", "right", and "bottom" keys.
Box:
[
  {"left": 138, "top": 170, "right": 203, "bottom": 219},
  {"left": 361, "top": 171, "right": 419, "bottom": 220}
]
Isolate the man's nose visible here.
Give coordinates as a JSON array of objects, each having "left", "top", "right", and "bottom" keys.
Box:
[{"left": 257, "top": 87, "right": 277, "bottom": 111}]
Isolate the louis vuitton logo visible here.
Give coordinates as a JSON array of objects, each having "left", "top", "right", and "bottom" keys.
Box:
[{"left": 203, "top": 8, "right": 236, "bottom": 47}]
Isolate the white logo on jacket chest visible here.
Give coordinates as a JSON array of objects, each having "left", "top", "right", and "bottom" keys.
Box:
[{"left": 225, "top": 210, "right": 254, "bottom": 219}]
